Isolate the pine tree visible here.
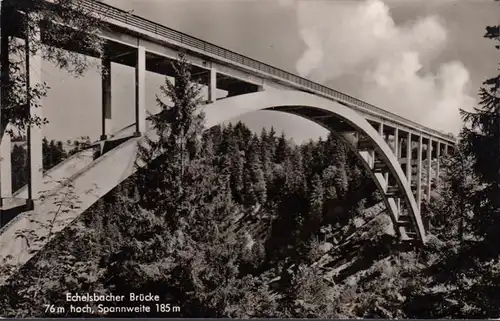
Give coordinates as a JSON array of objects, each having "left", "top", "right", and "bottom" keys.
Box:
[
  {"left": 260, "top": 128, "right": 274, "bottom": 183},
  {"left": 135, "top": 53, "right": 204, "bottom": 225},
  {"left": 218, "top": 126, "right": 245, "bottom": 203},
  {"left": 42, "top": 138, "right": 68, "bottom": 171},
  {"left": 104, "top": 54, "right": 253, "bottom": 316},
  {"left": 275, "top": 132, "right": 290, "bottom": 163},
  {"left": 428, "top": 144, "right": 479, "bottom": 244},
  {"left": 460, "top": 23, "right": 500, "bottom": 204},
  {"left": 308, "top": 173, "right": 324, "bottom": 231},
  {"left": 233, "top": 121, "right": 253, "bottom": 151},
  {"left": 459, "top": 16, "right": 500, "bottom": 244},
  {"left": 242, "top": 134, "right": 267, "bottom": 207},
  {"left": 322, "top": 166, "right": 339, "bottom": 201}
]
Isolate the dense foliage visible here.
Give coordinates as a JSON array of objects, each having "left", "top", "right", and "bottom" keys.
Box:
[{"left": 11, "top": 136, "right": 92, "bottom": 191}]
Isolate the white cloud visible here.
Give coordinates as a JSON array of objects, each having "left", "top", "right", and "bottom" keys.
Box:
[{"left": 290, "top": 0, "right": 475, "bottom": 134}]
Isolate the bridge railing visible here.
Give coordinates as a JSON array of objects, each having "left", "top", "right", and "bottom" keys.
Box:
[{"left": 79, "top": 0, "right": 454, "bottom": 143}]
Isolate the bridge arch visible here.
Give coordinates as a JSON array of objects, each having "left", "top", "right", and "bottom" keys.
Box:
[{"left": 203, "top": 90, "right": 426, "bottom": 243}]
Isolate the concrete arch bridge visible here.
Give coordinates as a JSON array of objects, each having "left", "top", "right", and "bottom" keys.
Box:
[{"left": 0, "top": 0, "right": 455, "bottom": 282}]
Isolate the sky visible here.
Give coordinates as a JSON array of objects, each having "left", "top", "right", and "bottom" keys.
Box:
[{"left": 37, "top": 0, "right": 500, "bottom": 143}]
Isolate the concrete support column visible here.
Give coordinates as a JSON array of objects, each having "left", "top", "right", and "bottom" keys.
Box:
[
  {"left": 416, "top": 135, "right": 423, "bottom": 211},
  {"left": 406, "top": 133, "right": 412, "bottom": 185},
  {"left": 0, "top": 3, "right": 11, "bottom": 201},
  {"left": 393, "top": 128, "right": 401, "bottom": 213},
  {"left": 26, "top": 14, "right": 43, "bottom": 203},
  {"left": 378, "top": 123, "right": 389, "bottom": 184},
  {"left": 134, "top": 45, "right": 146, "bottom": 136},
  {"left": 0, "top": 132, "right": 11, "bottom": 198},
  {"left": 394, "top": 128, "right": 399, "bottom": 158},
  {"left": 436, "top": 141, "right": 441, "bottom": 189},
  {"left": 426, "top": 139, "right": 432, "bottom": 202},
  {"left": 101, "top": 57, "right": 112, "bottom": 140},
  {"left": 444, "top": 144, "right": 449, "bottom": 156},
  {"left": 208, "top": 67, "right": 217, "bottom": 103}
]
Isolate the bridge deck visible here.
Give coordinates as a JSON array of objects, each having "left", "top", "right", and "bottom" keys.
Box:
[{"left": 74, "top": 0, "right": 455, "bottom": 145}]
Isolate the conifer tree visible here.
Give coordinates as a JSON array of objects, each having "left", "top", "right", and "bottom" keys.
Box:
[
  {"left": 105, "top": 54, "right": 253, "bottom": 316},
  {"left": 309, "top": 173, "right": 324, "bottom": 229},
  {"left": 243, "top": 134, "right": 267, "bottom": 207},
  {"left": 275, "top": 132, "right": 290, "bottom": 163},
  {"left": 427, "top": 145, "right": 479, "bottom": 244},
  {"left": 460, "top": 23, "right": 499, "bottom": 197},
  {"left": 42, "top": 138, "right": 68, "bottom": 171},
  {"left": 135, "top": 53, "right": 205, "bottom": 226},
  {"left": 260, "top": 128, "right": 274, "bottom": 183},
  {"left": 459, "top": 15, "right": 500, "bottom": 242}
]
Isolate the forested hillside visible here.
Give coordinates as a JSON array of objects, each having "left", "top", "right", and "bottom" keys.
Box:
[
  {"left": 0, "top": 2, "right": 499, "bottom": 316},
  {"left": 0, "top": 120, "right": 404, "bottom": 317}
]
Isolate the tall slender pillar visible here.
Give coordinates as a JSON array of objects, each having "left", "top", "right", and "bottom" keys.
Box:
[
  {"left": 135, "top": 45, "right": 146, "bottom": 136},
  {"left": 101, "top": 57, "right": 112, "bottom": 140},
  {"left": 26, "top": 14, "right": 43, "bottom": 203},
  {"left": 393, "top": 128, "right": 400, "bottom": 212},
  {"left": 436, "top": 141, "right": 441, "bottom": 189},
  {"left": 0, "top": 132, "right": 10, "bottom": 198},
  {"left": 208, "top": 67, "right": 217, "bottom": 103},
  {"left": 394, "top": 127, "right": 399, "bottom": 158},
  {"left": 406, "top": 133, "right": 412, "bottom": 185},
  {"left": 444, "top": 144, "right": 449, "bottom": 156},
  {"left": 426, "top": 139, "right": 432, "bottom": 201},
  {"left": 0, "top": 2, "right": 11, "bottom": 201},
  {"left": 378, "top": 123, "right": 389, "bottom": 184},
  {"left": 416, "top": 135, "right": 423, "bottom": 210}
]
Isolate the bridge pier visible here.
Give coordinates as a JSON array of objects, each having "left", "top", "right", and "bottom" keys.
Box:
[
  {"left": 101, "top": 57, "right": 112, "bottom": 140},
  {"left": 26, "top": 13, "right": 43, "bottom": 204},
  {"left": 208, "top": 67, "right": 217, "bottom": 103},
  {"left": 406, "top": 132, "right": 412, "bottom": 187},
  {"left": 0, "top": 0, "right": 11, "bottom": 202},
  {"left": 377, "top": 123, "right": 389, "bottom": 183},
  {"left": 134, "top": 44, "right": 146, "bottom": 136},
  {"left": 394, "top": 128, "right": 399, "bottom": 158},
  {"left": 426, "top": 138, "right": 432, "bottom": 202},
  {"left": 0, "top": 132, "right": 11, "bottom": 198},
  {"left": 436, "top": 141, "right": 441, "bottom": 189},
  {"left": 416, "top": 135, "right": 423, "bottom": 211},
  {"left": 398, "top": 137, "right": 403, "bottom": 159},
  {"left": 393, "top": 127, "right": 401, "bottom": 212}
]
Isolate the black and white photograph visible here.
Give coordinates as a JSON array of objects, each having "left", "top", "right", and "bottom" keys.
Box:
[{"left": 0, "top": 0, "right": 499, "bottom": 318}]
